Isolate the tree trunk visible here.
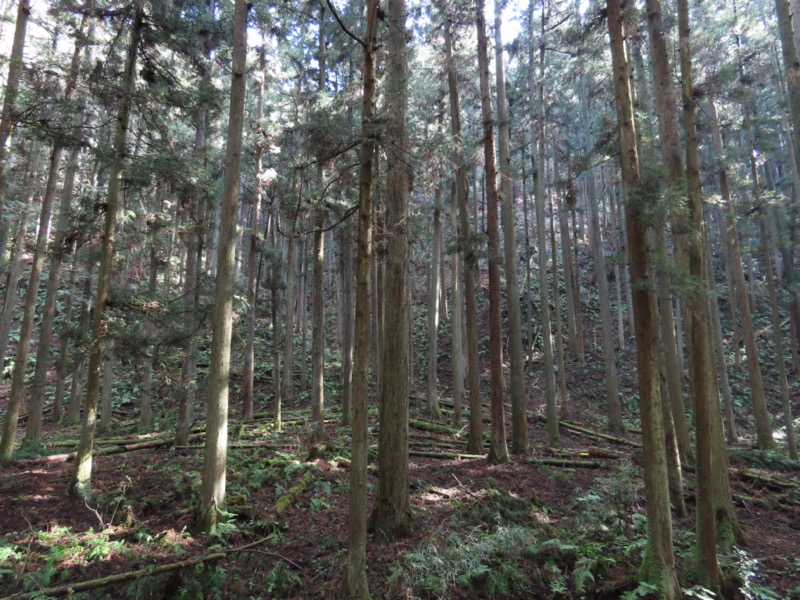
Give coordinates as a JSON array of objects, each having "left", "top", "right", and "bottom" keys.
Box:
[
  {"left": 477, "top": 0, "right": 509, "bottom": 464},
  {"left": 310, "top": 4, "right": 327, "bottom": 443},
  {"left": 449, "top": 182, "right": 465, "bottom": 427},
  {"left": 195, "top": 0, "right": 247, "bottom": 533},
  {"left": 24, "top": 12, "right": 91, "bottom": 440},
  {"left": 66, "top": 262, "right": 94, "bottom": 426},
  {"left": 368, "top": 0, "right": 413, "bottom": 540},
  {"left": 441, "top": 10, "right": 483, "bottom": 455},
  {"left": 243, "top": 49, "right": 266, "bottom": 423},
  {"left": 677, "top": 0, "right": 728, "bottom": 587},
  {"left": 98, "top": 338, "right": 114, "bottom": 434},
  {"left": 67, "top": 1, "right": 143, "bottom": 491},
  {"left": 341, "top": 219, "right": 354, "bottom": 427},
  {"left": 0, "top": 141, "right": 68, "bottom": 456},
  {"left": 495, "top": 0, "right": 528, "bottom": 455},
  {"left": 606, "top": 0, "right": 680, "bottom": 595},
  {"left": 549, "top": 192, "right": 570, "bottom": 420},
  {"left": 530, "top": 3, "right": 559, "bottom": 444},
  {"left": 341, "top": 5, "right": 377, "bottom": 594},
  {"left": 426, "top": 200, "right": 441, "bottom": 418},
  {"left": 0, "top": 0, "right": 30, "bottom": 236},
  {"left": 281, "top": 232, "right": 296, "bottom": 431},
  {"left": 0, "top": 145, "right": 39, "bottom": 375},
  {"left": 53, "top": 254, "right": 79, "bottom": 423}
]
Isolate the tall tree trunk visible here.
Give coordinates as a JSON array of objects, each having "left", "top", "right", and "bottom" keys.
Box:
[
  {"left": 243, "top": 49, "right": 266, "bottom": 422},
  {"left": 531, "top": 1, "right": 559, "bottom": 444},
  {"left": 54, "top": 253, "right": 79, "bottom": 423},
  {"left": 549, "top": 193, "right": 570, "bottom": 419},
  {"left": 98, "top": 338, "right": 114, "bottom": 433},
  {"left": 606, "top": 0, "right": 680, "bottom": 594},
  {"left": 0, "top": 143, "right": 69, "bottom": 455},
  {"left": 67, "top": 1, "right": 144, "bottom": 490},
  {"left": 559, "top": 178, "right": 578, "bottom": 357},
  {"left": 341, "top": 219, "right": 354, "bottom": 427},
  {"left": 0, "top": 144, "right": 39, "bottom": 374},
  {"left": 341, "top": 5, "right": 377, "bottom": 594},
  {"left": 449, "top": 182, "right": 465, "bottom": 427},
  {"left": 369, "top": 0, "right": 413, "bottom": 540},
  {"left": 24, "top": 11, "right": 91, "bottom": 441},
  {"left": 139, "top": 239, "right": 157, "bottom": 429},
  {"left": 280, "top": 233, "right": 296, "bottom": 431},
  {"left": 311, "top": 4, "right": 327, "bottom": 443},
  {"left": 195, "top": 0, "right": 247, "bottom": 532},
  {"left": 0, "top": 0, "right": 30, "bottom": 237},
  {"left": 495, "top": 0, "right": 528, "bottom": 455},
  {"left": 677, "top": 0, "right": 729, "bottom": 587},
  {"left": 426, "top": 199, "right": 441, "bottom": 418},
  {"left": 66, "top": 261, "right": 94, "bottom": 426},
  {"left": 741, "top": 106, "right": 778, "bottom": 450},
  {"left": 441, "top": 9, "right": 483, "bottom": 455},
  {"left": 643, "top": 0, "right": 694, "bottom": 465},
  {"left": 477, "top": 0, "right": 509, "bottom": 464}
]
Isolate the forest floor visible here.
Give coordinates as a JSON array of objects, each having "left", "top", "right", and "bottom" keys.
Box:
[{"left": 1, "top": 354, "right": 800, "bottom": 599}]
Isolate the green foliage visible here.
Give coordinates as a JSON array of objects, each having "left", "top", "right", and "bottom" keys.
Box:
[
  {"left": 396, "top": 527, "right": 537, "bottom": 598},
  {"left": 264, "top": 561, "right": 303, "bottom": 596}
]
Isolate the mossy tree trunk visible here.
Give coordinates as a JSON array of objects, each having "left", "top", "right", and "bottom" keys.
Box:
[{"left": 606, "top": 0, "right": 680, "bottom": 595}]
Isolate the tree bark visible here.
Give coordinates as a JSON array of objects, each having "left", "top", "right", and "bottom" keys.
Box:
[
  {"left": 0, "top": 0, "right": 30, "bottom": 237},
  {"left": 0, "top": 139, "right": 65, "bottom": 457},
  {"left": 606, "top": 0, "right": 680, "bottom": 595},
  {"left": 531, "top": 2, "right": 559, "bottom": 444},
  {"left": 195, "top": 0, "right": 247, "bottom": 533},
  {"left": 66, "top": 1, "right": 144, "bottom": 489},
  {"left": 369, "top": 0, "right": 413, "bottom": 541},
  {"left": 341, "top": 4, "right": 377, "bottom": 595},
  {"left": 426, "top": 199, "right": 441, "bottom": 418},
  {"left": 495, "top": 0, "right": 528, "bottom": 456},
  {"left": 0, "top": 144, "right": 39, "bottom": 375},
  {"left": 476, "top": 0, "right": 509, "bottom": 464},
  {"left": 441, "top": 10, "right": 483, "bottom": 455}
]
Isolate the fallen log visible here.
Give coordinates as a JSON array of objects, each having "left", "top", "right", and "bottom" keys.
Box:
[
  {"left": 409, "top": 450, "right": 485, "bottom": 460},
  {"left": 14, "top": 439, "right": 172, "bottom": 466},
  {"left": 4, "top": 535, "right": 296, "bottom": 599},
  {"left": 528, "top": 458, "right": 603, "bottom": 469},
  {"left": 408, "top": 419, "right": 460, "bottom": 435},
  {"left": 739, "top": 470, "right": 799, "bottom": 490},
  {"left": 559, "top": 421, "right": 641, "bottom": 448}
]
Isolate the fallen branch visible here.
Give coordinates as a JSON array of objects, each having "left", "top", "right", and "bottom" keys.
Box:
[
  {"left": 739, "top": 470, "right": 799, "bottom": 490},
  {"left": 408, "top": 419, "right": 460, "bottom": 435},
  {"left": 4, "top": 535, "right": 292, "bottom": 599},
  {"left": 14, "top": 440, "right": 172, "bottom": 466},
  {"left": 528, "top": 458, "right": 603, "bottom": 469},
  {"left": 409, "top": 450, "right": 485, "bottom": 460},
  {"left": 559, "top": 421, "right": 641, "bottom": 448}
]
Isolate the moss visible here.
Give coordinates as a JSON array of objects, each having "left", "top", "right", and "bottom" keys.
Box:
[{"left": 275, "top": 470, "right": 315, "bottom": 514}]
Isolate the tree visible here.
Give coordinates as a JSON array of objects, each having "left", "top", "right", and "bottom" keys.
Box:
[
  {"left": 530, "top": 0, "right": 559, "bottom": 444},
  {"left": 495, "top": 0, "right": 528, "bottom": 456},
  {"left": 476, "top": 0, "right": 509, "bottom": 465},
  {"left": 196, "top": 0, "right": 248, "bottom": 533},
  {"left": 606, "top": 0, "right": 680, "bottom": 594},
  {"left": 368, "top": 0, "right": 413, "bottom": 541},
  {"left": 341, "top": 1, "right": 378, "bottom": 594},
  {"left": 67, "top": 0, "right": 145, "bottom": 491},
  {"left": 441, "top": 7, "right": 483, "bottom": 455},
  {"left": 0, "top": 0, "right": 30, "bottom": 242}
]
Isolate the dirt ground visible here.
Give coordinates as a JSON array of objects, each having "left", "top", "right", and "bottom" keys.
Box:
[{"left": 1, "top": 383, "right": 799, "bottom": 599}]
